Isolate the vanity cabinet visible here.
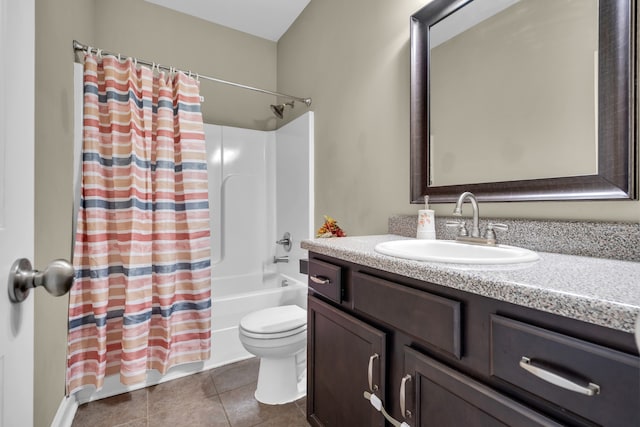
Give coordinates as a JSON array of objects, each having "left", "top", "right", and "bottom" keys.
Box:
[
  {"left": 307, "top": 295, "right": 386, "bottom": 426},
  {"left": 306, "top": 253, "right": 640, "bottom": 427}
]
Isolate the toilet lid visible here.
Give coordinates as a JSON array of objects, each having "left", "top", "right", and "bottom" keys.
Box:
[{"left": 240, "top": 305, "right": 307, "bottom": 335}]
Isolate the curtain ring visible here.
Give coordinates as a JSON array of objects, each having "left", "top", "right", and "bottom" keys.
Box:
[
  {"left": 196, "top": 72, "right": 200, "bottom": 81},
  {"left": 188, "top": 70, "right": 192, "bottom": 78},
  {"left": 87, "top": 46, "right": 94, "bottom": 55},
  {"left": 117, "top": 53, "right": 121, "bottom": 62},
  {"left": 133, "top": 57, "right": 137, "bottom": 67},
  {"left": 96, "top": 48, "right": 103, "bottom": 58}
]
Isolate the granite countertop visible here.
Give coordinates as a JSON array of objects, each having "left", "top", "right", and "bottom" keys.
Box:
[{"left": 301, "top": 235, "right": 640, "bottom": 334}]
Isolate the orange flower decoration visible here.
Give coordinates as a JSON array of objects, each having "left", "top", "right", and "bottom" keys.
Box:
[{"left": 316, "top": 215, "right": 346, "bottom": 238}]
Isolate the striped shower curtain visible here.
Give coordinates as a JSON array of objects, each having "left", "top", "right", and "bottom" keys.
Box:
[{"left": 67, "top": 54, "right": 212, "bottom": 394}]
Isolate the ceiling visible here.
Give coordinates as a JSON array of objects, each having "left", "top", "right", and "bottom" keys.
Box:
[{"left": 145, "top": 0, "right": 311, "bottom": 42}]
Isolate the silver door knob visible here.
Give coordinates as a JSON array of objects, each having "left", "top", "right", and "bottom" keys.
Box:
[{"left": 8, "top": 258, "right": 74, "bottom": 303}]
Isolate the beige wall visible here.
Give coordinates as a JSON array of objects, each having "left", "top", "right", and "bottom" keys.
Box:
[
  {"left": 277, "top": 0, "right": 640, "bottom": 236},
  {"left": 34, "top": 1, "right": 277, "bottom": 426},
  {"left": 277, "top": 0, "right": 428, "bottom": 235},
  {"left": 431, "top": 0, "right": 598, "bottom": 186},
  {"left": 34, "top": 1, "right": 95, "bottom": 426},
  {"left": 94, "top": 0, "right": 278, "bottom": 130}
]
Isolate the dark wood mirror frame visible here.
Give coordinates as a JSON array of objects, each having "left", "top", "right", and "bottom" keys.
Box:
[{"left": 410, "top": 0, "right": 637, "bottom": 203}]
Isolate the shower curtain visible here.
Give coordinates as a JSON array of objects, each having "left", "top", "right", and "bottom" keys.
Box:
[{"left": 66, "top": 53, "right": 212, "bottom": 394}]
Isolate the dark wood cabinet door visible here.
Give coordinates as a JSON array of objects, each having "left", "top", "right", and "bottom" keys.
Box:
[
  {"left": 307, "top": 295, "right": 386, "bottom": 427},
  {"left": 402, "top": 347, "right": 563, "bottom": 427}
]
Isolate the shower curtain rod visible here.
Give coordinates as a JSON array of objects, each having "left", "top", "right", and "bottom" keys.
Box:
[{"left": 72, "top": 40, "right": 312, "bottom": 106}]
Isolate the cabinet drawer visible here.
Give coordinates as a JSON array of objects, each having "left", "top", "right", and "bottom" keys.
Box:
[
  {"left": 308, "top": 258, "right": 343, "bottom": 303},
  {"left": 490, "top": 315, "right": 640, "bottom": 427},
  {"left": 352, "top": 272, "right": 461, "bottom": 359},
  {"left": 404, "top": 346, "right": 562, "bottom": 427}
]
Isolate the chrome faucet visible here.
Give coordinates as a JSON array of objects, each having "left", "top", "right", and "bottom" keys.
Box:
[
  {"left": 273, "top": 255, "right": 289, "bottom": 264},
  {"left": 448, "top": 191, "right": 508, "bottom": 246},
  {"left": 453, "top": 191, "right": 481, "bottom": 238}
]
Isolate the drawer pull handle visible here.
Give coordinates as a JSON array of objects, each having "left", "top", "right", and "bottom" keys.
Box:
[
  {"left": 519, "top": 357, "right": 600, "bottom": 396},
  {"left": 400, "top": 374, "right": 412, "bottom": 419},
  {"left": 310, "top": 275, "right": 331, "bottom": 285},
  {"left": 368, "top": 353, "right": 379, "bottom": 391}
]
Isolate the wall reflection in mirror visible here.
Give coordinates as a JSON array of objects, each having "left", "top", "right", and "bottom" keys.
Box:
[
  {"left": 410, "top": 0, "right": 636, "bottom": 203},
  {"left": 430, "top": 0, "right": 597, "bottom": 186}
]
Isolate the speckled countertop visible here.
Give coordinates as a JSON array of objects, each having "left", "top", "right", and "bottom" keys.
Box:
[{"left": 301, "top": 235, "right": 640, "bottom": 334}]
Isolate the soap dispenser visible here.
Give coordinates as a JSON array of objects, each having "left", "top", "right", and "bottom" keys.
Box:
[{"left": 416, "top": 196, "right": 436, "bottom": 239}]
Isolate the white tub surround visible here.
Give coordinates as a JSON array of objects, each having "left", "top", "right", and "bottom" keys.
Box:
[
  {"left": 205, "top": 115, "right": 313, "bottom": 405},
  {"left": 205, "top": 113, "right": 313, "bottom": 367},
  {"left": 206, "top": 113, "right": 314, "bottom": 288}
]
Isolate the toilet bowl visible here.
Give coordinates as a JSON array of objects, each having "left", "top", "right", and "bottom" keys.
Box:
[{"left": 239, "top": 305, "right": 307, "bottom": 405}]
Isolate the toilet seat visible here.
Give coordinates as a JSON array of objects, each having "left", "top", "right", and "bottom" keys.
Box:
[{"left": 239, "top": 305, "right": 307, "bottom": 339}]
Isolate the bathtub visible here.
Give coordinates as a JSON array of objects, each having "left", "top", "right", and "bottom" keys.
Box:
[
  {"left": 74, "top": 271, "right": 307, "bottom": 405},
  {"left": 208, "top": 271, "right": 308, "bottom": 368}
]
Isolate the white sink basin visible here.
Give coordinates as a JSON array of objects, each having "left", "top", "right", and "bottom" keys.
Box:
[{"left": 374, "top": 239, "right": 539, "bottom": 264}]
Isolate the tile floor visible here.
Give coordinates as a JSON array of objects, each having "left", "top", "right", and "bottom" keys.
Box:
[{"left": 71, "top": 358, "right": 310, "bottom": 427}]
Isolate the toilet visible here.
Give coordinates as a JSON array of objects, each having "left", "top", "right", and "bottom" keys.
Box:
[{"left": 238, "top": 305, "right": 307, "bottom": 404}]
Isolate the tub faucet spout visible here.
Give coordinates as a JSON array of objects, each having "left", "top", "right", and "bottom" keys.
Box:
[{"left": 273, "top": 256, "right": 289, "bottom": 264}]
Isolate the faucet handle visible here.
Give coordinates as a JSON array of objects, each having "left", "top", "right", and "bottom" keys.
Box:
[
  {"left": 446, "top": 220, "right": 468, "bottom": 237},
  {"left": 484, "top": 223, "right": 508, "bottom": 241},
  {"left": 275, "top": 232, "right": 292, "bottom": 252}
]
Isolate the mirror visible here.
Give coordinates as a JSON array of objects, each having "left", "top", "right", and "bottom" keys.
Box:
[{"left": 410, "top": 0, "right": 637, "bottom": 203}]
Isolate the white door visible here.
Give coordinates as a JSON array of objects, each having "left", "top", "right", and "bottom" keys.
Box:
[{"left": 0, "top": 0, "right": 35, "bottom": 426}]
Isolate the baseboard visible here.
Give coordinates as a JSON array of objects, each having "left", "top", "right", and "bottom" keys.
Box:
[{"left": 50, "top": 395, "right": 78, "bottom": 427}]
